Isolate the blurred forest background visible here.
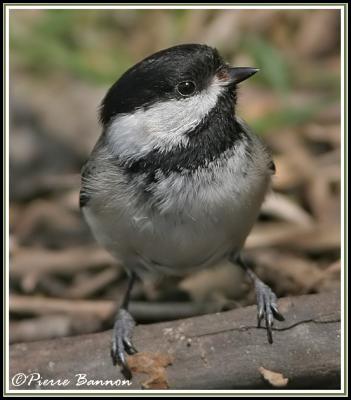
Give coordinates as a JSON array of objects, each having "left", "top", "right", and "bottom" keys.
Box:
[{"left": 9, "top": 8, "right": 341, "bottom": 344}]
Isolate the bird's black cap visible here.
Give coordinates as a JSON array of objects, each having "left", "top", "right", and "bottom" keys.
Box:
[
  {"left": 100, "top": 44, "right": 223, "bottom": 125},
  {"left": 100, "top": 44, "right": 257, "bottom": 126}
]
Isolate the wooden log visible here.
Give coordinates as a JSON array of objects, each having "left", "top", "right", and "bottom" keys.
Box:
[{"left": 8, "top": 291, "right": 341, "bottom": 390}]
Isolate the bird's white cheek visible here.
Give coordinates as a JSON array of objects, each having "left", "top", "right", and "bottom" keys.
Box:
[{"left": 106, "top": 81, "right": 224, "bottom": 158}]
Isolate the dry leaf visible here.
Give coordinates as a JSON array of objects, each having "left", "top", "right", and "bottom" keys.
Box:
[
  {"left": 259, "top": 366, "right": 288, "bottom": 387},
  {"left": 127, "top": 351, "right": 173, "bottom": 389}
]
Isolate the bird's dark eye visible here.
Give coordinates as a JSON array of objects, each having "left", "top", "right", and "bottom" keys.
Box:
[{"left": 176, "top": 81, "right": 196, "bottom": 96}]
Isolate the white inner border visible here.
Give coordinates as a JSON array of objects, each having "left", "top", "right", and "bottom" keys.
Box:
[{"left": 5, "top": 4, "right": 346, "bottom": 396}]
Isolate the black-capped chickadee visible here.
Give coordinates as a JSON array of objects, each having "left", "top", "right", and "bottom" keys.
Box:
[{"left": 80, "top": 44, "right": 284, "bottom": 376}]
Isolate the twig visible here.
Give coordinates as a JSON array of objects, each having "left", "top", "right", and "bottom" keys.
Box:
[
  {"left": 10, "top": 295, "right": 223, "bottom": 324},
  {"left": 10, "top": 246, "right": 117, "bottom": 276}
]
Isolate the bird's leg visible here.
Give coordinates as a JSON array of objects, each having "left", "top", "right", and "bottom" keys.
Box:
[
  {"left": 234, "top": 254, "right": 284, "bottom": 344},
  {"left": 111, "top": 272, "right": 137, "bottom": 379}
]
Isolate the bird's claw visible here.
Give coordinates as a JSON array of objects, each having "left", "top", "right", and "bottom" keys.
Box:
[
  {"left": 254, "top": 280, "right": 284, "bottom": 344},
  {"left": 111, "top": 308, "right": 137, "bottom": 379}
]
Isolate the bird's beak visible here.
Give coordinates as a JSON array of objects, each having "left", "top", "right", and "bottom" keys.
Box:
[{"left": 227, "top": 67, "right": 259, "bottom": 85}]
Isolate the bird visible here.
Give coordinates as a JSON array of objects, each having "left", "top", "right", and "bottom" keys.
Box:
[{"left": 80, "top": 43, "right": 284, "bottom": 377}]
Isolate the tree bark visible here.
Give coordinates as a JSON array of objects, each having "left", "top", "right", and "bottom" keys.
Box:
[{"left": 8, "top": 291, "right": 341, "bottom": 391}]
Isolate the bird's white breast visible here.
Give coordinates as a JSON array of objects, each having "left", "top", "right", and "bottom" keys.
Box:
[{"left": 83, "top": 137, "right": 271, "bottom": 276}]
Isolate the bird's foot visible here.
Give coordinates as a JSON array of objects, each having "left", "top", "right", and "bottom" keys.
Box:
[
  {"left": 111, "top": 308, "right": 137, "bottom": 379},
  {"left": 254, "top": 279, "right": 285, "bottom": 344}
]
